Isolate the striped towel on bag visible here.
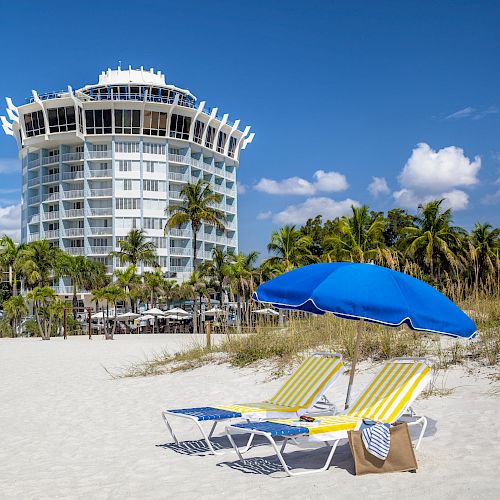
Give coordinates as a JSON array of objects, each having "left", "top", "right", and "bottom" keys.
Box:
[{"left": 361, "top": 423, "right": 391, "bottom": 460}]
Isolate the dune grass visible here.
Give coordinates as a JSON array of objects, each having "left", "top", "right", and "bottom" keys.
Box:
[{"left": 110, "top": 296, "right": 499, "bottom": 379}]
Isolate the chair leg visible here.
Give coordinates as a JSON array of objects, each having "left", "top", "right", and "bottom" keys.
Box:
[{"left": 415, "top": 416, "right": 427, "bottom": 450}]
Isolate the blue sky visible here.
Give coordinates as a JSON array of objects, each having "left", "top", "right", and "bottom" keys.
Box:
[{"left": 0, "top": 0, "right": 499, "bottom": 255}]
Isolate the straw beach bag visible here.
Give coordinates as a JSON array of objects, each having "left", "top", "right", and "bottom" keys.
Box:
[{"left": 348, "top": 422, "right": 418, "bottom": 475}]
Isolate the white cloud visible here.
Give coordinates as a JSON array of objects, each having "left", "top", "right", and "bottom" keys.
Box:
[
  {"left": 0, "top": 158, "right": 19, "bottom": 174},
  {"left": 313, "top": 170, "right": 349, "bottom": 192},
  {"left": 444, "top": 107, "right": 475, "bottom": 120},
  {"left": 255, "top": 170, "right": 349, "bottom": 196},
  {"left": 256, "top": 210, "right": 271, "bottom": 220},
  {"left": 393, "top": 188, "right": 469, "bottom": 211},
  {"left": 273, "top": 197, "right": 359, "bottom": 225},
  {"left": 368, "top": 176, "right": 390, "bottom": 197},
  {"left": 398, "top": 143, "right": 480, "bottom": 192},
  {"left": 236, "top": 182, "right": 246, "bottom": 194},
  {"left": 0, "top": 203, "right": 21, "bottom": 241}
]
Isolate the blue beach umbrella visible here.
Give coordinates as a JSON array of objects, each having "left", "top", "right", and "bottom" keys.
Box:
[{"left": 253, "top": 262, "right": 476, "bottom": 407}]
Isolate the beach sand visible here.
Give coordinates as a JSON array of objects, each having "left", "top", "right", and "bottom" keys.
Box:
[{"left": 0, "top": 334, "right": 498, "bottom": 499}]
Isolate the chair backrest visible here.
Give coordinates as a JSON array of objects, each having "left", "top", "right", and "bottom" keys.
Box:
[
  {"left": 346, "top": 358, "right": 431, "bottom": 423},
  {"left": 267, "top": 353, "right": 344, "bottom": 411}
]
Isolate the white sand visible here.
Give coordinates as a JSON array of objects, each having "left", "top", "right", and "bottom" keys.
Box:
[{"left": 0, "top": 334, "right": 498, "bottom": 499}]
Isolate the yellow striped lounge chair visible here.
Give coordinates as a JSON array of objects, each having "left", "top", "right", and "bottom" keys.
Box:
[
  {"left": 162, "top": 352, "right": 344, "bottom": 455},
  {"left": 226, "top": 358, "right": 431, "bottom": 475}
]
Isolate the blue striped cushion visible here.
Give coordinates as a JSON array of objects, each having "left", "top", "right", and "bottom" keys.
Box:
[
  {"left": 232, "top": 421, "right": 309, "bottom": 437},
  {"left": 167, "top": 407, "right": 242, "bottom": 421}
]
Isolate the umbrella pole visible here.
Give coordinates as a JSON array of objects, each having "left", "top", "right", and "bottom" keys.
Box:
[{"left": 345, "top": 320, "right": 363, "bottom": 409}]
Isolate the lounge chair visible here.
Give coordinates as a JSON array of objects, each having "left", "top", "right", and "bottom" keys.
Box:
[
  {"left": 162, "top": 352, "right": 345, "bottom": 454},
  {"left": 226, "top": 357, "right": 431, "bottom": 475}
]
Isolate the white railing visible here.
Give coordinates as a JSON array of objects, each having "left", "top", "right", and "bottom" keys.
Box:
[
  {"left": 42, "top": 155, "right": 59, "bottom": 165},
  {"left": 216, "top": 236, "right": 227, "bottom": 244},
  {"left": 168, "top": 172, "right": 189, "bottom": 182},
  {"left": 61, "top": 152, "right": 84, "bottom": 162},
  {"left": 168, "top": 153, "right": 189, "bottom": 164},
  {"left": 89, "top": 246, "right": 112, "bottom": 255},
  {"left": 29, "top": 214, "right": 40, "bottom": 224},
  {"left": 169, "top": 228, "right": 191, "bottom": 238},
  {"left": 203, "top": 233, "right": 215, "bottom": 242},
  {"left": 169, "top": 246, "right": 191, "bottom": 256},
  {"left": 65, "top": 209, "right": 84, "bottom": 218},
  {"left": 45, "top": 230, "right": 60, "bottom": 239},
  {"left": 43, "top": 211, "right": 59, "bottom": 221},
  {"left": 88, "top": 208, "right": 112, "bottom": 216},
  {"left": 28, "top": 233, "right": 40, "bottom": 242},
  {"left": 87, "top": 150, "right": 111, "bottom": 159},
  {"left": 28, "top": 195, "right": 40, "bottom": 205},
  {"left": 202, "top": 251, "right": 213, "bottom": 260},
  {"left": 42, "top": 173, "right": 60, "bottom": 184},
  {"left": 28, "top": 158, "right": 41, "bottom": 169},
  {"left": 64, "top": 190, "right": 84, "bottom": 199},
  {"left": 65, "top": 227, "right": 85, "bottom": 237},
  {"left": 43, "top": 192, "right": 60, "bottom": 202},
  {"left": 226, "top": 170, "right": 236, "bottom": 180},
  {"left": 225, "top": 204, "right": 236, "bottom": 214},
  {"left": 28, "top": 177, "right": 39, "bottom": 187},
  {"left": 168, "top": 190, "right": 182, "bottom": 199},
  {"left": 169, "top": 266, "right": 193, "bottom": 274},
  {"left": 63, "top": 170, "right": 84, "bottom": 180},
  {"left": 89, "top": 169, "right": 112, "bottom": 178},
  {"left": 89, "top": 188, "right": 112, "bottom": 197},
  {"left": 90, "top": 226, "right": 112, "bottom": 235},
  {"left": 66, "top": 247, "right": 85, "bottom": 256}
]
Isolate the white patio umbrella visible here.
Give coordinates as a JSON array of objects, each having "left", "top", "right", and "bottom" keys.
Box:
[
  {"left": 91, "top": 311, "right": 106, "bottom": 320},
  {"left": 116, "top": 312, "right": 141, "bottom": 320},
  {"left": 165, "top": 307, "right": 191, "bottom": 320},
  {"left": 252, "top": 308, "right": 279, "bottom": 316},
  {"left": 205, "top": 307, "right": 224, "bottom": 315},
  {"left": 140, "top": 314, "right": 156, "bottom": 321},
  {"left": 143, "top": 307, "right": 166, "bottom": 316}
]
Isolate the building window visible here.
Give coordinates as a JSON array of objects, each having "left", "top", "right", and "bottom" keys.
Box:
[
  {"left": 115, "top": 141, "right": 140, "bottom": 153},
  {"left": 228, "top": 136, "right": 237, "bottom": 157},
  {"left": 116, "top": 198, "right": 140, "bottom": 210},
  {"left": 143, "top": 179, "right": 159, "bottom": 192},
  {"left": 24, "top": 110, "right": 45, "bottom": 137},
  {"left": 144, "top": 218, "right": 164, "bottom": 230},
  {"left": 85, "top": 109, "right": 112, "bottom": 135},
  {"left": 118, "top": 160, "right": 132, "bottom": 171},
  {"left": 143, "top": 110, "right": 167, "bottom": 136},
  {"left": 145, "top": 161, "right": 155, "bottom": 173},
  {"left": 205, "top": 126, "right": 215, "bottom": 148},
  {"left": 114, "top": 109, "right": 140, "bottom": 134},
  {"left": 48, "top": 106, "right": 76, "bottom": 133},
  {"left": 169, "top": 113, "right": 191, "bottom": 140},
  {"left": 123, "top": 179, "right": 132, "bottom": 190},
  {"left": 77, "top": 107, "right": 84, "bottom": 133},
  {"left": 143, "top": 142, "right": 165, "bottom": 155},
  {"left": 193, "top": 120, "right": 205, "bottom": 144},
  {"left": 216, "top": 132, "right": 227, "bottom": 153}
]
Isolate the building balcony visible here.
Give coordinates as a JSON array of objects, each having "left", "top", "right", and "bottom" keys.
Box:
[
  {"left": 28, "top": 195, "right": 40, "bottom": 206},
  {"left": 43, "top": 192, "right": 60, "bottom": 202},
  {"left": 169, "top": 228, "right": 190, "bottom": 238},
  {"left": 89, "top": 226, "right": 112, "bottom": 235},
  {"left": 28, "top": 233, "right": 40, "bottom": 242},
  {"left": 169, "top": 265, "right": 193, "bottom": 274},
  {"left": 88, "top": 208, "right": 112, "bottom": 217},
  {"left": 45, "top": 230, "right": 60, "bottom": 239},
  {"left": 63, "top": 189, "right": 84, "bottom": 199},
  {"left": 169, "top": 246, "right": 191, "bottom": 256},
  {"left": 28, "top": 177, "right": 39, "bottom": 187},
  {"left": 88, "top": 169, "right": 112, "bottom": 178},
  {"left": 63, "top": 170, "right": 84, "bottom": 181},
  {"left": 42, "top": 211, "right": 60, "bottom": 221},
  {"left": 29, "top": 214, "right": 40, "bottom": 224},
  {"left": 64, "top": 227, "right": 85, "bottom": 237},
  {"left": 87, "top": 151, "right": 111, "bottom": 160},
  {"left": 28, "top": 158, "right": 41, "bottom": 169},
  {"left": 61, "top": 152, "right": 84, "bottom": 162},
  {"left": 64, "top": 209, "right": 84, "bottom": 218},
  {"left": 89, "top": 188, "right": 112, "bottom": 197},
  {"left": 168, "top": 190, "right": 182, "bottom": 200},
  {"left": 168, "top": 172, "right": 189, "bottom": 182},
  {"left": 89, "top": 246, "right": 112, "bottom": 255},
  {"left": 42, "top": 155, "right": 60, "bottom": 166},
  {"left": 66, "top": 247, "right": 85, "bottom": 256},
  {"left": 42, "top": 173, "right": 60, "bottom": 184}
]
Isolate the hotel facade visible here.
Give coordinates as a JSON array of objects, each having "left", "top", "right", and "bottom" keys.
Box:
[{"left": 1, "top": 67, "right": 254, "bottom": 294}]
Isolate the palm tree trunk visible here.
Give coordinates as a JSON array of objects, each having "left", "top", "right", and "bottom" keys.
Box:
[
  {"left": 236, "top": 294, "right": 242, "bottom": 333},
  {"left": 192, "top": 225, "right": 198, "bottom": 270},
  {"left": 11, "top": 268, "right": 18, "bottom": 296},
  {"left": 192, "top": 294, "right": 198, "bottom": 334}
]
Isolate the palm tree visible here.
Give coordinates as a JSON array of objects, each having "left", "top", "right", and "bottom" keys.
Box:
[
  {"left": 199, "top": 247, "right": 233, "bottom": 308},
  {"left": 266, "top": 225, "right": 313, "bottom": 272},
  {"left": 402, "top": 199, "right": 465, "bottom": 281},
  {"left": 143, "top": 268, "right": 166, "bottom": 308},
  {"left": 102, "top": 285, "right": 126, "bottom": 339},
  {"left": 226, "top": 251, "right": 259, "bottom": 332},
  {"left": 0, "top": 236, "right": 24, "bottom": 295},
  {"left": 470, "top": 223, "right": 500, "bottom": 287},
  {"left": 324, "top": 205, "right": 386, "bottom": 263},
  {"left": 17, "top": 240, "right": 61, "bottom": 288},
  {"left": 111, "top": 229, "right": 157, "bottom": 268},
  {"left": 165, "top": 179, "right": 225, "bottom": 269},
  {"left": 3, "top": 295, "right": 28, "bottom": 336},
  {"left": 181, "top": 271, "right": 209, "bottom": 334},
  {"left": 113, "top": 265, "right": 140, "bottom": 312},
  {"left": 91, "top": 287, "right": 109, "bottom": 337},
  {"left": 26, "top": 286, "right": 57, "bottom": 340}
]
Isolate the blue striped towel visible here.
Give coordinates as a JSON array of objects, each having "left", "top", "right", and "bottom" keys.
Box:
[{"left": 361, "top": 423, "right": 391, "bottom": 460}]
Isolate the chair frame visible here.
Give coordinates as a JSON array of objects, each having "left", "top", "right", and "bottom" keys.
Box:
[
  {"left": 225, "top": 357, "right": 430, "bottom": 476},
  {"left": 161, "top": 352, "right": 343, "bottom": 455}
]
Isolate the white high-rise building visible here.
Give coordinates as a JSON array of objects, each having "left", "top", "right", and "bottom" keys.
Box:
[{"left": 1, "top": 66, "right": 254, "bottom": 293}]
